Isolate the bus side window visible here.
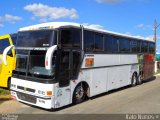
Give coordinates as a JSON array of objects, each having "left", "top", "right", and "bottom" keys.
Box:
[
  {"left": 72, "top": 52, "right": 81, "bottom": 79},
  {"left": 119, "top": 38, "right": 130, "bottom": 52},
  {"left": 11, "top": 33, "right": 17, "bottom": 45},
  {"left": 141, "top": 42, "right": 148, "bottom": 53},
  {"left": 149, "top": 43, "right": 155, "bottom": 53},
  {"left": 95, "top": 33, "right": 104, "bottom": 51},
  {"left": 0, "top": 38, "right": 13, "bottom": 56},
  {"left": 84, "top": 31, "right": 94, "bottom": 51},
  {"left": 105, "top": 35, "right": 112, "bottom": 52},
  {"left": 112, "top": 37, "right": 119, "bottom": 53},
  {"left": 60, "top": 28, "right": 81, "bottom": 48}
]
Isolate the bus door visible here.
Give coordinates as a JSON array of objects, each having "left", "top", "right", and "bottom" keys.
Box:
[
  {"left": 55, "top": 50, "right": 71, "bottom": 107},
  {"left": 55, "top": 50, "right": 81, "bottom": 107},
  {"left": 0, "top": 35, "right": 15, "bottom": 87}
]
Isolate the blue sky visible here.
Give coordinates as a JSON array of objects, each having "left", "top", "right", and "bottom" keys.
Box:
[{"left": 0, "top": 0, "right": 160, "bottom": 52}]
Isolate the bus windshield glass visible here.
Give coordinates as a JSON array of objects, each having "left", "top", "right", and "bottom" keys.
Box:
[
  {"left": 17, "top": 30, "right": 56, "bottom": 47},
  {"left": 15, "top": 50, "right": 56, "bottom": 79},
  {"left": 28, "top": 51, "right": 56, "bottom": 77}
]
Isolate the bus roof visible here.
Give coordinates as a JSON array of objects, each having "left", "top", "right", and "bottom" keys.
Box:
[{"left": 19, "top": 22, "right": 154, "bottom": 42}]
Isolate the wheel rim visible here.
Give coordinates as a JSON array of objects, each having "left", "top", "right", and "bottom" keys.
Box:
[
  {"left": 75, "top": 86, "right": 84, "bottom": 100},
  {"left": 139, "top": 75, "right": 142, "bottom": 83}
]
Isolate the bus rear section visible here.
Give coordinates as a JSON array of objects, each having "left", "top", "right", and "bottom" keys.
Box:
[{"left": 0, "top": 34, "right": 16, "bottom": 88}]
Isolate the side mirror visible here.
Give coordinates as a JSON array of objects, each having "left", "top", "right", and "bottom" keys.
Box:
[
  {"left": 45, "top": 45, "right": 57, "bottom": 70},
  {"left": 3, "top": 45, "right": 14, "bottom": 65}
]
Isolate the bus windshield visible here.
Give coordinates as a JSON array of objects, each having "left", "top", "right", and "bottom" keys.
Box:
[
  {"left": 29, "top": 51, "right": 56, "bottom": 77},
  {"left": 15, "top": 50, "right": 56, "bottom": 79},
  {"left": 17, "top": 30, "right": 56, "bottom": 47}
]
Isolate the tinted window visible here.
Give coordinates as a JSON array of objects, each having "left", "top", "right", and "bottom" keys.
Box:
[
  {"left": 0, "top": 39, "right": 10, "bottom": 54},
  {"left": 17, "top": 30, "right": 55, "bottom": 47},
  {"left": 141, "top": 42, "right": 148, "bottom": 53},
  {"left": 149, "top": 43, "right": 155, "bottom": 53},
  {"left": 105, "top": 35, "right": 119, "bottom": 52},
  {"left": 105, "top": 35, "right": 112, "bottom": 52},
  {"left": 131, "top": 40, "right": 140, "bottom": 53},
  {"left": 95, "top": 34, "right": 104, "bottom": 51},
  {"left": 57, "top": 51, "right": 70, "bottom": 87},
  {"left": 84, "top": 31, "right": 94, "bottom": 51},
  {"left": 112, "top": 37, "right": 119, "bottom": 52},
  {"left": 72, "top": 52, "right": 81, "bottom": 79},
  {"left": 61, "top": 28, "right": 81, "bottom": 48},
  {"left": 11, "top": 34, "right": 17, "bottom": 45},
  {"left": 119, "top": 38, "right": 130, "bottom": 52}
]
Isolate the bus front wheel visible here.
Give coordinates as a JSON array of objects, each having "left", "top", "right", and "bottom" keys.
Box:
[{"left": 73, "top": 83, "right": 87, "bottom": 104}]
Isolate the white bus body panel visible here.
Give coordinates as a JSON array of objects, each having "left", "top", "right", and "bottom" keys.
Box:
[
  {"left": 78, "top": 54, "right": 139, "bottom": 97},
  {"left": 53, "top": 83, "right": 71, "bottom": 108}
]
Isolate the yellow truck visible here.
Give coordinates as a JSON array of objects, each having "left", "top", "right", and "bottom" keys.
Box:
[{"left": 0, "top": 34, "right": 16, "bottom": 88}]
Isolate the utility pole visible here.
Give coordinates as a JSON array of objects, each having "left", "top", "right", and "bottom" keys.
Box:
[
  {"left": 154, "top": 19, "right": 157, "bottom": 55},
  {"left": 154, "top": 19, "right": 160, "bottom": 73},
  {"left": 154, "top": 19, "right": 160, "bottom": 55}
]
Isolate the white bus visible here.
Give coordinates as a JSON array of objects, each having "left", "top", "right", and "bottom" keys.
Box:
[{"left": 5, "top": 22, "right": 155, "bottom": 109}]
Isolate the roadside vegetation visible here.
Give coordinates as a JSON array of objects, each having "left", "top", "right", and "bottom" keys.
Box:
[
  {"left": 156, "top": 58, "right": 160, "bottom": 61},
  {"left": 0, "top": 88, "right": 11, "bottom": 104}
]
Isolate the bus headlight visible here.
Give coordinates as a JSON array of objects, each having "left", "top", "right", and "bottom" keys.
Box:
[
  {"left": 38, "top": 90, "right": 45, "bottom": 95},
  {"left": 11, "top": 84, "right": 16, "bottom": 88}
]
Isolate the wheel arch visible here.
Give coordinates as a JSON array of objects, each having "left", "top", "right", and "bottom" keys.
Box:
[{"left": 72, "top": 81, "right": 90, "bottom": 103}]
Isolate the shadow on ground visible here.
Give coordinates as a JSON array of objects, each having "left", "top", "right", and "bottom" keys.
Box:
[{"left": 0, "top": 95, "right": 11, "bottom": 104}]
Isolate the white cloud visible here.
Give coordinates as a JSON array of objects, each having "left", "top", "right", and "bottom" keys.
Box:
[
  {"left": 96, "top": 0, "right": 150, "bottom": 4},
  {"left": 125, "top": 32, "right": 155, "bottom": 41},
  {"left": 39, "top": 18, "right": 48, "bottom": 23},
  {"left": 135, "top": 24, "right": 152, "bottom": 30},
  {"left": 82, "top": 23, "right": 104, "bottom": 29},
  {"left": 136, "top": 35, "right": 153, "bottom": 41},
  {"left": 0, "top": 14, "right": 22, "bottom": 24},
  {"left": 0, "top": 24, "right": 4, "bottom": 27},
  {"left": 96, "top": 0, "right": 124, "bottom": 4},
  {"left": 136, "top": 24, "right": 144, "bottom": 28},
  {"left": 24, "top": 3, "right": 79, "bottom": 22}
]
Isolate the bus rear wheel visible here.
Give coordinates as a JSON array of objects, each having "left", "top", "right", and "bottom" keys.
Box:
[
  {"left": 131, "top": 73, "right": 138, "bottom": 87},
  {"left": 137, "top": 74, "right": 143, "bottom": 85},
  {"left": 73, "top": 84, "right": 87, "bottom": 104}
]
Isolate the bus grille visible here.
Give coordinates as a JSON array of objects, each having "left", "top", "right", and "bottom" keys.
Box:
[
  {"left": 17, "top": 86, "right": 35, "bottom": 93},
  {"left": 17, "top": 92, "right": 37, "bottom": 104}
]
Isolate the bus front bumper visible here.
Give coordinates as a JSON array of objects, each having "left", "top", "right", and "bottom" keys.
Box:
[
  {"left": 10, "top": 90, "right": 54, "bottom": 109},
  {"left": 10, "top": 77, "right": 55, "bottom": 109}
]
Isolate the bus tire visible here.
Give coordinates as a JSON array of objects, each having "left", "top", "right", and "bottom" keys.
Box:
[
  {"left": 131, "top": 73, "right": 138, "bottom": 87},
  {"left": 137, "top": 74, "right": 143, "bottom": 85},
  {"left": 73, "top": 83, "right": 87, "bottom": 104}
]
